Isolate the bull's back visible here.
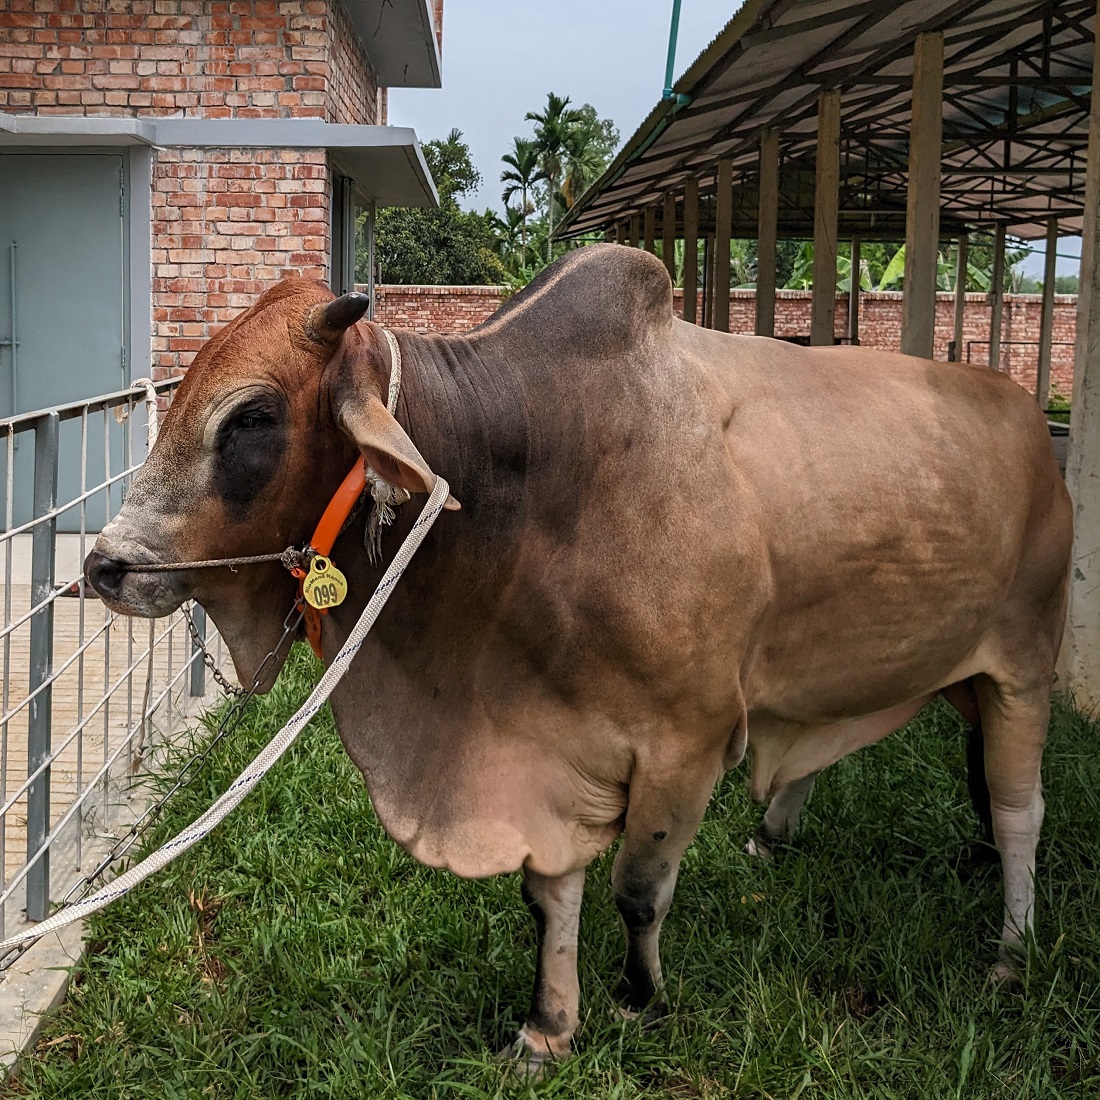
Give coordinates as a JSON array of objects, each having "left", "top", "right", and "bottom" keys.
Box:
[{"left": 684, "top": 332, "right": 1071, "bottom": 719}]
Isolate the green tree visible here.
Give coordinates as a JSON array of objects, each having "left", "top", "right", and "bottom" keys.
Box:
[
  {"left": 526, "top": 93, "right": 584, "bottom": 260},
  {"left": 560, "top": 105, "right": 619, "bottom": 209},
  {"left": 1055, "top": 274, "right": 1079, "bottom": 294},
  {"left": 500, "top": 137, "right": 543, "bottom": 261},
  {"left": 370, "top": 130, "right": 505, "bottom": 285}
]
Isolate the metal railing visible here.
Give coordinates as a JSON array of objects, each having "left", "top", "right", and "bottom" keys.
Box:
[
  {"left": 965, "top": 338, "right": 1076, "bottom": 376},
  {"left": 0, "top": 380, "right": 227, "bottom": 942}
]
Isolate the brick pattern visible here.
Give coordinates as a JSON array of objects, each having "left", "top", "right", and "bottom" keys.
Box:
[
  {"left": 373, "top": 284, "right": 1080, "bottom": 399},
  {"left": 152, "top": 148, "right": 330, "bottom": 377},
  {"left": 327, "top": 0, "right": 374, "bottom": 125},
  {"left": 0, "top": 0, "right": 379, "bottom": 122},
  {"left": 372, "top": 284, "right": 506, "bottom": 333}
]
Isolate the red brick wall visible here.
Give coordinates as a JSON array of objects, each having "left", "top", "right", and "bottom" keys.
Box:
[
  {"left": 372, "top": 283, "right": 1079, "bottom": 399},
  {"left": 0, "top": 0, "right": 379, "bottom": 122},
  {"left": 152, "top": 148, "right": 330, "bottom": 377},
  {"left": 712, "top": 289, "right": 1077, "bottom": 399},
  {"left": 327, "top": 0, "right": 376, "bottom": 125},
  {"left": 371, "top": 284, "right": 508, "bottom": 333}
]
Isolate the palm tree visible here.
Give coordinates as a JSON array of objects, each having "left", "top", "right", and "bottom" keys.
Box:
[
  {"left": 560, "top": 106, "right": 618, "bottom": 210},
  {"left": 526, "top": 93, "right": 583, "bottom": 260},
  {"left": 500, "top": 137, "right": 542, "bottom": 259},
  {"left": 492, "top": 204, "right": 529, "bottom": 272}
]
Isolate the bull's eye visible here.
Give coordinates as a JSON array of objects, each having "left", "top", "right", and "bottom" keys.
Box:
[
  {"left": 213, "top": 394, "right": 288, "bottom": 516},
  {"left": 230, "top": 407, "right": 276, "bottom": 434}
]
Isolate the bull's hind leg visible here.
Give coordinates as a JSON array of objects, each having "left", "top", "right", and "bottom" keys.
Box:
[
  {"left": 973, "top": 673, "right": 1050, "bottom": 978},
  {"left": 611, "top": 757, "right": 721, "bottom": 1017},
  {"left": 502, "top": 866, "right": 585, "bottom": 1073},
  {"left": 744, "top": 771, "right": 819, "bottom": 860}
]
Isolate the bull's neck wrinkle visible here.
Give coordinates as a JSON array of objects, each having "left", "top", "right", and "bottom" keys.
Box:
[{"left": 395, "top": 332, "right": 533, "bottom": 508}]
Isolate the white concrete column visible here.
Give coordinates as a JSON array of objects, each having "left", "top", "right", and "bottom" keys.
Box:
[
  {"left": 714, "top": 158, "right": 733, "bottom": 332},
  {"left": 989, "top": 223, "right": 1006, "bottom": 369},
  {"left": 1037, "top": 217, "right": 1059, "bottom": 405},
  {"left": 756, "top": 129, "right": 779, "bottom": 337},
  {"left": 1065, "top": 12, "right": 1100, "bottom": 709},
  {"left": 683, "top": 178, "right": 699, "bottom": 323},
  {"left": 644, "top": 205, "right": 657, "bottom": 254},
  {"left": 952, "top": 234, "right": 968, "bottom": 361},
  {"left": 901, "top": 32, "right": 944, "bottom": 359},
  {"left": 811, "top": 90, "right": 841, "bottom": 345}
]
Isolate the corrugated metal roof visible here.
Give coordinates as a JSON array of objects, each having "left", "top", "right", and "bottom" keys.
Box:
[{"left": 557, "top": 0, "right": 1094, "bottom": 241}]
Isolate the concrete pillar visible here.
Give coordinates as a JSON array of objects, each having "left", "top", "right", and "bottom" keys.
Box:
[
  {"left": 901, "top": 32, "right": 944, "bottom": 359},
  {"left": 989, "top": 223, "right": 1006, "bottom": 369},
  {"left": 644, "top": 205, "right": 656, "bottom": 254},
  {"left": 848, "top": 236, "right": 861, "bottom": 345},
  {"left": 811, "top": 90, "right": 841, "bottom": 345},
  {"left": 628, "top": 214, "right": 640, "bottom": 248},
  {"left": 683, "top": 178, "right": 699, "bottom": 323},
  {"left": 952, "top": 234, "right": 968, "bottom": 361},
  {"left": 756, "top": 128, "right": 779, "bottom": 338},
  {"left": 615, "top": 222, "right": 626, "bottom": 246},
  {"left": 1066, "top": 13, "right": 1100, "bottom": 708},
  {"left": 662, "top": 191, "right": 677, "bottom": 286},
  {"left": 1037, "top": 217, "right": 1058, "bottom": 405},
  {"left": 714, "top": 158, "right": 733, "bottom": 332}
]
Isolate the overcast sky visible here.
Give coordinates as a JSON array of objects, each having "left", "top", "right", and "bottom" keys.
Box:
[{"left": 389, "top": 1, "right": 1080, "bottom": 280}]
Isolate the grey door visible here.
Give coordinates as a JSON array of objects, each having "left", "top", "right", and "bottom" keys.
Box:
[{"left": 0, "top": 152, "right": 128, "bottom": 531}]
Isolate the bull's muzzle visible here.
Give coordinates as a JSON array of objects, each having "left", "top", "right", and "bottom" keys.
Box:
[
  {"left": 84, "top": 549, "right": 127, "bottom": 602},
  {"left": 83, "top": 544, "right": 186, "bottom": 618}
]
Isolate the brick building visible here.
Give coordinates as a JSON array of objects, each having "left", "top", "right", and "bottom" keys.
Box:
[{"left": 0, "top": 0, "right": 443, "bottom": 404}]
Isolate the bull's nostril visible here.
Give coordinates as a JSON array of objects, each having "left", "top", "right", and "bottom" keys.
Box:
[{"left": 84, "top": 550, "right": 128, "bottom": 600}]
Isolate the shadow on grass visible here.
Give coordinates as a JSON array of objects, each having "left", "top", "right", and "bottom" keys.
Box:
[{"left": 5, "top": 648, "right": 1100, "bottom": 1098}]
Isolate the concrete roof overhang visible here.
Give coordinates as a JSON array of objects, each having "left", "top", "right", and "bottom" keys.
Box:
[
  {"left": 339, "top": 0, "right": 442, "bottom": 89},
  {"left": 557, "top": 0, "right": 1094, "bottom": 242},
  {"left": 0, "top": 115, "right": 438, "bottom": 208}
]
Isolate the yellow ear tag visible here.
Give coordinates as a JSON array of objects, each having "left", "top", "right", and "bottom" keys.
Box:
[{"left": 302, "top": 555, "right": 348, "bottom": 610}]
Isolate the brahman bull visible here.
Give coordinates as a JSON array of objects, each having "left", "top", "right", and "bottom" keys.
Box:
[{"left": 85, "top": 245, "right": 1072, "bottom": 1069}]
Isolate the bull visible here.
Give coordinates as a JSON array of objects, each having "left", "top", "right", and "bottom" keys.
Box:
[{"left": 85, "top": 245, "right": 1072, "bottom": 1070}]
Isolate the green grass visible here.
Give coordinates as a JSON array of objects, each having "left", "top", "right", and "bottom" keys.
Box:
[{"left": 6, "top": 647, "right": 1100, "bottom": 1098}]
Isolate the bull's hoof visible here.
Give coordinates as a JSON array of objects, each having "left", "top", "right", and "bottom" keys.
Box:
[
  {"left": 613, "top": 978, "right": 667, "bottom": 1029},
  {"left": 613, "top": 998, "right": 668, "bottom": 1029},
  {"left": 744, "top": 829, "right": 776, "bottom": 861},
  {"left": 495, "top": 1028, "right": 566, "bottom": 1079},
  {"left": 990, "top": 945, "right": 1025, "bottom": 988}
]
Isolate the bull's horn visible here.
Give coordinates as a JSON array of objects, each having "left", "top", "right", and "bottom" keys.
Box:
[{"left": 306, "top": 292, "right": 371, "bottom": 346}]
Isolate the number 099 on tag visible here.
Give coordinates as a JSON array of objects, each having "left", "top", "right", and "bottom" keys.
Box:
[{"left": 302, "top": 556, "right": 348, "bottom": 609}]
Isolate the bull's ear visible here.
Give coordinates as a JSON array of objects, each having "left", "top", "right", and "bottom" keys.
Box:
[{"left": 337, "top": 394, "right": 460, "bottom": 511}]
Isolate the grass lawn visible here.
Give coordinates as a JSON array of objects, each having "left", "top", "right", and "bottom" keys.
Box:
[{"left": 5, "top": 647, "right": 1100, "bottom": 1098}]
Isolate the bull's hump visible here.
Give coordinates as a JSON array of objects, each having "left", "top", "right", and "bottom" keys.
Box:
[{"left": 472, "top": 244, "right": 673, "bottom": 355}]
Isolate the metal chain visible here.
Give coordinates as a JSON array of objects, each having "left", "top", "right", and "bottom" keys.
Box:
[
  {"left": 182, "top": 604, "right": 244, "bottom": 698},
  {"left": 0, "top": 598, "right": 304, "bottom": 973}
]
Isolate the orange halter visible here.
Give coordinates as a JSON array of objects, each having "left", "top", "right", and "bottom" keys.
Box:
[{"left": 291, "top": 456, "right": 367, "bottom": 660}]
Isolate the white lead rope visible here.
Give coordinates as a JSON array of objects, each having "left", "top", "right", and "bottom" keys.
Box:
[{"left": 0, "top": 475, "right": 451, "bottom": 953}]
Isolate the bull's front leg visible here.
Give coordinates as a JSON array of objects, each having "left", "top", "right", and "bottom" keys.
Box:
[{"left": 502, "top": 866, "right": 585, "bottom": 1073}]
